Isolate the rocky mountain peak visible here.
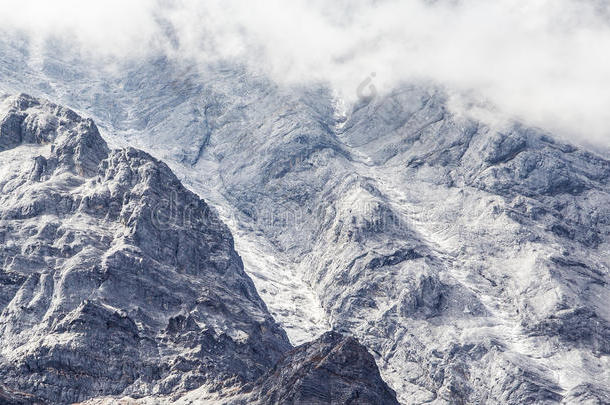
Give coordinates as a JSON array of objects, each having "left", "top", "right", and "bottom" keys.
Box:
[
  {"left": 0, "top": 95, "right": 290, "bottom": 403},
  {"left": 0, "top": 94, "right": 400, "bottom": 404},
  {"left": 0, "top": 93, "right": 109, "bottom": 177}
]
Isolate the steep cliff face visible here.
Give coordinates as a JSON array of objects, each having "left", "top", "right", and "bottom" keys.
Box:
[
  {"left": 298, "top": 89, "right": 610, "bottom": 403},
  {"left": 0, "top": 93, "right": 398, "bottom": 405},
  {"left": 0, "top": 94, "right": 292, "bottom": 403},
  {"left": 125, "top": 72, "right": 608, "bottom": 403},
  {"left": 148, "top": 80, "right": 609, "bottom": 403}
]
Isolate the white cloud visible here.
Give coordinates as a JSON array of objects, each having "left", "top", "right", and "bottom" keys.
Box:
[{"left": 1, "top": 0, "right": 609, "bottom": 148}]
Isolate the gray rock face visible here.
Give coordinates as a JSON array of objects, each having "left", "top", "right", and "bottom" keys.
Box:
[
  {"left": 0, "top": 94, "right": 294, "bottom": 403},
  {"left": 563, "top": 384, "right": 610, "bottom": 404},
  {"left": 146, "top": 80, "right": 607, "bottom": 404},
  {"left": 0, "top": 93, "right": 397, "bottom": 405},
  {"left": 239, "top": 331, "right": 400, "bottom": 405},
  {"left": 0, "top": 383, "right": 44, "bottom": 405},
  {"left": 164, "top": 78, "right": 608, "bottom": 403},
  {"left": 0, "top": 93, "right": 108, "bottom": 176}
]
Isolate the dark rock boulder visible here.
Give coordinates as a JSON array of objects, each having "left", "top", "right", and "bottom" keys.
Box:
[{"left": 240, "top": 331, "right": 399, "bottom": 405}]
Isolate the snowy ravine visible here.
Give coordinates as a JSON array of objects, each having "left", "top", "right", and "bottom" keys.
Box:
[{"left": 1, "top": 35, "right": 610, "bottom": 404}]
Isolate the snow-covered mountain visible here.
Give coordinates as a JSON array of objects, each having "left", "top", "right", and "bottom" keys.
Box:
[
  {"left": 0, "top": 94, "right": 398, "bottom": 404},
  {"left": 0, "top": 33, "right": 609, "bottom": 404}
]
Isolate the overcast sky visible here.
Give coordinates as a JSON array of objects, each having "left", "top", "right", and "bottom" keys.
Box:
[{"left": 2, "top": 0, "right": 609, "bottom": 149}]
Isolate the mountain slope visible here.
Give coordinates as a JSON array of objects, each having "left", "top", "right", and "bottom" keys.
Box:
[
  {"left": 0, "top": 34, "right": 609, "bottom": 404},
  {"left": 185, "top": 82, "right": 610, "bottom": 403},
  {"left": 0, "top": 93, "right": 290, "bottom": 403},
  {"left": 0, "top": 93, "right": 398, "bottom": 404}
]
